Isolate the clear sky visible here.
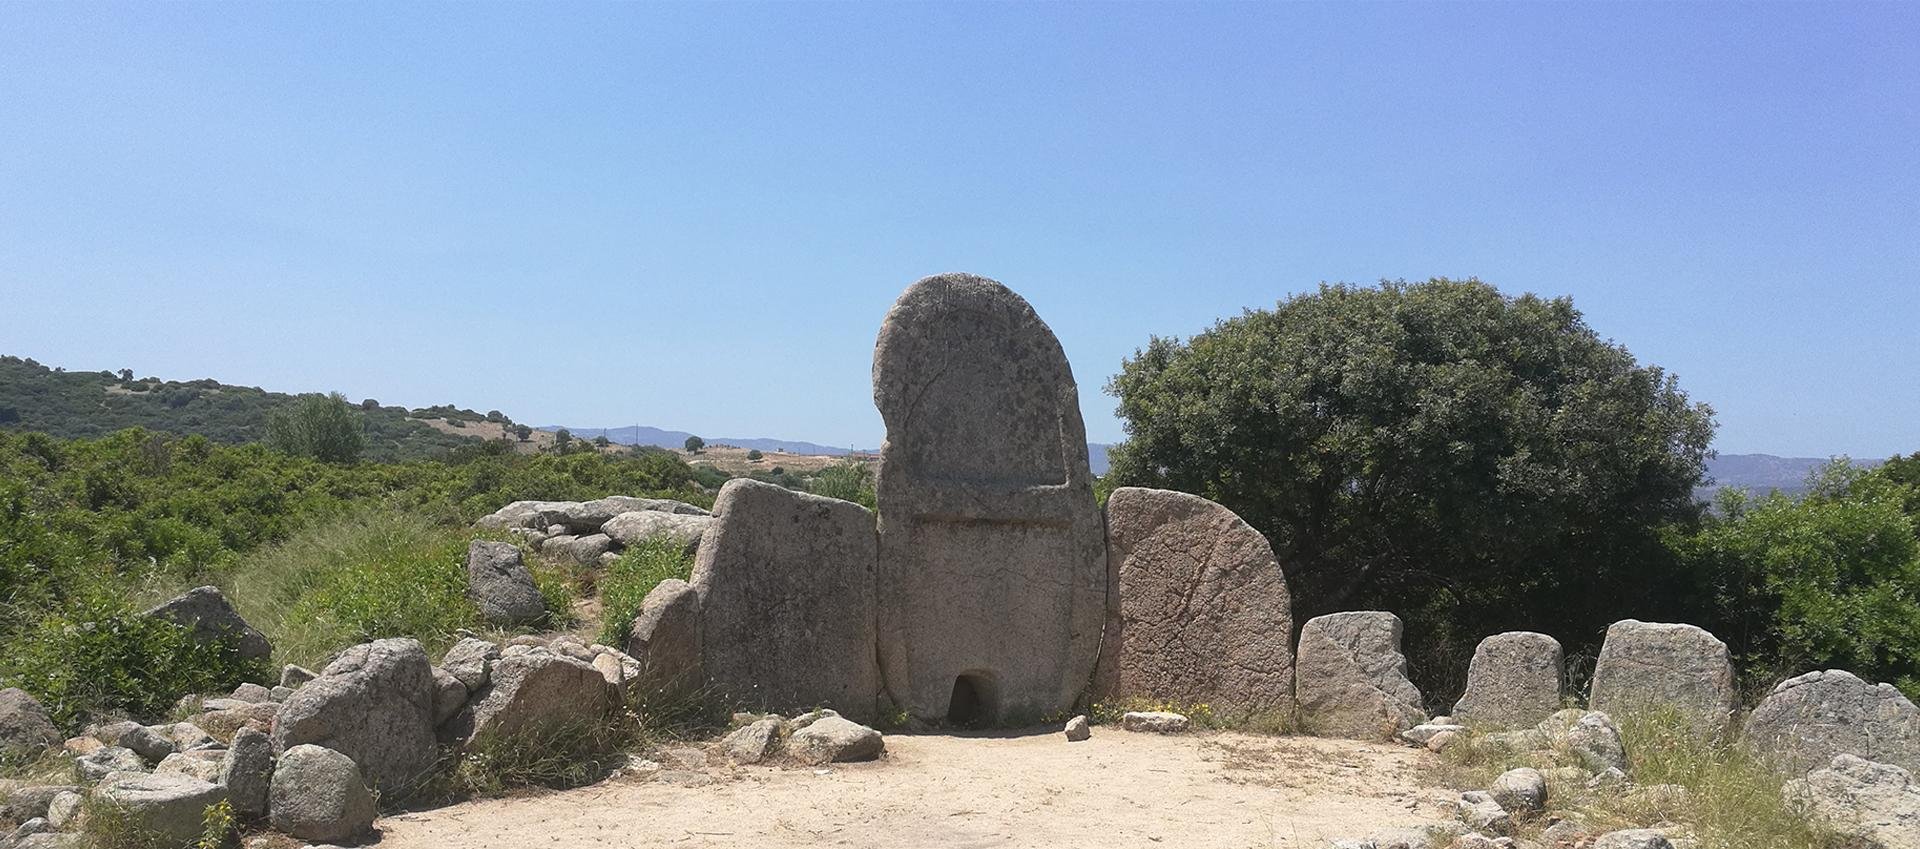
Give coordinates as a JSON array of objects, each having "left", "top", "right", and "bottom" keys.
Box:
[{"left": 2, "top": 3, "right": 1915, "bottom": 457}]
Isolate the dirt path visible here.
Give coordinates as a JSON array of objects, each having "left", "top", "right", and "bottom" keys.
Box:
[{"left": 375, "top": 730, "right": 1449, "bottom": 849}]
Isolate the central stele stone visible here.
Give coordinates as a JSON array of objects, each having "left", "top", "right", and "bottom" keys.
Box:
[{"left": 871, "top": 272, "right": 1106, "bottom": 724}]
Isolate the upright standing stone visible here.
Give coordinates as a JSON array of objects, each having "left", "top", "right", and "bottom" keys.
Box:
[
  {"left": 465, "top": 540, "right": 547, "bottom": 627},
  {"left": 1744, "top": 670, "right": 1920, "bottom": 776},
  {"left": 872, "top": 273, "right": 1106, "bottom": 724},
  {"left": 1095, "top": 487, "right": 1294, "bottom": 717},
  {"left": 1587, "top": 620, "right": 1735, "bottom": 738},
  {"left": 1452, "top": 632, "right": 1566, "bottom": 729},
  {"left": 691, "top": 478, "right": 879, "bottom": 721},
  {"left": 625, "top": 578, "right": 703, "bottom": 699},
  {"left": 1295, "top": 611, "right": 1426, "bottom": 739}
]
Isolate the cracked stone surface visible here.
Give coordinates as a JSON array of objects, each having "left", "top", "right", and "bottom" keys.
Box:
[
  {"left": 1587, "top": 620, "right": 1734, "bottom": 739},
  {"left": 691, "top": 478, "right": 880, "bottom": 721},
  {"left": 1295, "top": 611, "right": 1426, "bottom": 740},
  {"left": 1094, "top": 487, "right": 1293, "bottom": 717},
  {"left": 1745, "top": 669, "right": 1920, "bottom": 776},
  {"left": 872, "top": 273, "right": 1106, "bottom": 724},
  {"left": 1452, "top": 632, "right": 1565, "bottom": 729}
]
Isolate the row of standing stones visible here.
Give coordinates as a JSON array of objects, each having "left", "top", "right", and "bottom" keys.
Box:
[{"left": 3, "top": 274, "right": 1915, "bottom": 848}]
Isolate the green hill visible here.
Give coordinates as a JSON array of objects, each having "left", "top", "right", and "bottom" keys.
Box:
[{"left": 0, "top": 355, "right": 511, "bottom": 462}]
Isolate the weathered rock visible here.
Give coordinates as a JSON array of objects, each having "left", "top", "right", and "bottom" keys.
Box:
[
  {"left": 565, "top": 533, "right": 615, "bottom": 565},
  {"left": 1295, "top": 611, "right": 1426, "bottom": 739},
  {"left": 110, "top": 724, "right": 176, "bottom": 764},
  {"left": 74, "top": 746, "right": 147, "bottom": 782},
  {"left": 1401, "top": 723, "right": 1468, "bottom": 747},
  {"left": 1785, "top": 754, "right": 1920, "bottom": 849},
  {"left": 221, "top": 727, "right": 273, "bottom": 819},
  {"left": 601, "top": 510, "right": 715, "bottom": 554},
  {"left": 465, "top": 540, "right": 548, "bottom": 627},
  {"left": 191, "top": 702, "right": 278, "bottom": 742},
  {"left": 140, "top": 586, "right": 273, "bottom": 661},
  {"left": 1121, "top": 711, "right": 1191, "bottom": 733},
  {"left": 0, "top": 688, "right": 62, "bottom": 761},
  {"left": 271, "top": 637, "right": 438, "bottom": 792},
  {"left": 692, "top": 478, "right": 879, "bottom": 720},
  {"left": 539, "top": 533, "right": 578, "bottom": 555},
  {"left": 624, "top": 579, "right": 702, "bottom": 698},
  {"left": 441, "top": 637, "right": 499, "bottom": 692},
  {"left": 1064, "top": 715, "right": 1091, "bottom": 742},
  {"left": 535, "top": 497, "right": 710, "bottom": 534},
  {"left": 61, "top": 734, "right": 102, "bottom": 756},
  {"left": 13, "top": 833, "right": 82, "bottom": 849},
  {"left": 1456, "top": 790, "right": 1512, "bottom": 835},
  {"left": 43, "top": 791, "right": 82, "bottom": 829},
  {"left": 1490, "top": 767, "right": 1547, "bottom": 816},
  {"left": 268, "top": 744, "right": 376, "bottom": 844},
  {"left": 230, "top": 682, "right": 273, "bottom": 704},
  {"left": 430, "top": 666, "right": 468, "bottom": 727},
  {"left": 788, "top": 708, "right": 838, "bottom": 731},
  {"left": 721, "top": 717, "right": 786, "bottom": 764},
  {"left": 1095, "top": 487, "right": 1294, "bottom": 717},
  {"left": 1452, "top": 632, "right": 1565, "bottom": 729},
  {"left": 1588, "top": 620, "right": 1735, "bottom": 738},
  {"left": 1745, "top": 669, "right": 1920, "bottom": 776},
  {"left": 268, "top": 686, "right": 293, "bottom": 702},
  {"left": 280, "top": 665, "right": 318, "bottom": 689},
  {"left": 872, "top": 273, "right": 1106, "bottom": 725},
  {"left": 1425, "top": 729, "right": 1463, "bottom": 753},
  {"left": 3, "top": 785, "right": 79, "bottom": 823},
  {"left": 155, "top": 750, "right": 225, "bottom": 782},
  {"left": 1540, "top": 820, "right": 1594, "bottom": 849},
  {"left": 474, "top": 499, "right": 568, "bottom": 530},
  {"left": 463, "top": 648, "right": 620, "bottom": 744},
  {"left": 1567, "top": 711, "right": 1628, "bottom": 773},
  {"left": 1589, "top": 830, "right": 1674, "bottom": 849},
  {"left": 787, "top": 715, "right": 884, "bottom": 765},
  {"left": 4, "top": 818, "right": 53, "bottom": 846},
  {"left": 93, "top": 771, "right": 228, "bottom": 844}
]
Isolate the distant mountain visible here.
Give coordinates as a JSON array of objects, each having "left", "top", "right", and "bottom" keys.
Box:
[
  {"left": 1702, "top": 453, "right": 1880, "bottom": 497},
  {"left": 545, "top": 425, "right": 866, "bottom": 457}
]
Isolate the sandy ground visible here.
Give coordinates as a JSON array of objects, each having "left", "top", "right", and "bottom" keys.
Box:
[{"left": 375, "top": 730, "right": 1449, "bottom": 849}]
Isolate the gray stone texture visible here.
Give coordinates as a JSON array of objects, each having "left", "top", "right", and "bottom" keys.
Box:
[
  {"left": 462, "top": 647, "right": 620, "bottom": 743},
  {"left": 1452, "top": 632, "right": 1566, "bottom": 729},
  {"left": 1745, "top": 669, "right": 1920, "bottom": 776},
  {"left": 139, "top": 586, "right": 273, "bottom": 661},
  {"left": 1095, "top": 487, "right": 1294, "bottom": 717},
  {"left": 602, "top": 510, "right": 715, "bottom": 554},
  {"left": 465, "top": 540, "right": 548, "bottom": 627},
  {"left": 221, "top": 726, "right": 274, "bottom": 819},
  {"left": 0, "top": 689, "right": 61, "bottom": 761},
  {"left": 270, "top": 637, "right": 438, "bottom": 793},
  {"left": 1295, "top": 611, "right": 1427, "bottom": 739},
  {"left": 872, "top": 273, "right": 1106, "bottom": 724},
  {"left": 565, "top": 533, "right": 615, "bottom": 565},
  {"left": 268, "top": 744, "right": 377, "bottom": 844},
  {"left": 787, "top": 715, "right": 885, "bottom": 765},
  {"left": 625, "top": 579, "right": 702, "bottom": 699},
  {"left": 691, "top": 478, "right": 879, "bottom": 720},
  {"left": 1785, "top": 754, "right": 1920, "bottom": 849},
  {"left": 441, "top": 637, "right": 499, "bottom": 692},
  {"left": 1588, "top": 620, "right": 1736, "bottom": 738},
  {"left": 93, "top": 772, "right": 228, "bottom": 844}
]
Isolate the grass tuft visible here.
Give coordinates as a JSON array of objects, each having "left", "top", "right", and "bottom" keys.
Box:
[{"left": 594, "top": 536, "right": 694, "bottom": 648}]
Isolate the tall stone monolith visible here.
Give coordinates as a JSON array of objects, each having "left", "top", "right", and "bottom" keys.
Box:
[{"left": 872, "top": 273, "right": 1106, "bottom": 724}]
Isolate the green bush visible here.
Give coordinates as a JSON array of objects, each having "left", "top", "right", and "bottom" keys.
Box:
[
  {"left": 595, "top": 536, "right": 694, "bottom": 648},
  {"left": 0, "top": 589, "right": 269, "bottom": 728},
  {"left": 806, "top": 460, "right": 875, "bottom": 509},
  {"left": 227, "top": 510, "right": 478, "bottom": 667},
  {"left": 263, "top": 392, "right": 367, "bottom": 464}
]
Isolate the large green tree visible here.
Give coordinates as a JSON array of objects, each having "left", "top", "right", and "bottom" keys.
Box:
[
  {"left": 1106, "top": 279, "right": 1716, "bottom": 697},
  {"left": 265, "top": 392, "right": 366, "bottom": 464}
]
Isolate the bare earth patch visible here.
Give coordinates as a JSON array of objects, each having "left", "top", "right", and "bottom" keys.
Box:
[{"left": 376, "top": 730, "right": 1448, "bottom": 849}]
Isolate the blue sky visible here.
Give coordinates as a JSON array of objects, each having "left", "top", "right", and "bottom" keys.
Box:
[{"left": 2, "top": 3, "right": 1914, "bottom": 457}]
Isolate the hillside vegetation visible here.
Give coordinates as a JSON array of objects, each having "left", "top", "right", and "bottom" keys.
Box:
[{"left": 0, "top": 354, "right": 518, "bottom": 462}]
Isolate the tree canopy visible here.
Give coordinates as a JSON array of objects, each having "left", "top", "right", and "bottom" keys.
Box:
[
  {"left": 264, "top": 392, "right": 366, "bottom": 464},
  {"left": 1106, "top": 278, "right": 1717, "bottom": 696}
]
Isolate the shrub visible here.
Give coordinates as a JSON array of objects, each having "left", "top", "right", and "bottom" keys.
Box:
[
  {"left": 441, "top": 717, "right": 634, "bottom": 800},
  {"left": 264, "top": 393, "right": 366, "bottom": 464},
  {"left": 0, "top": 588, "right": 269, "bottom": 727},
  {"left": 226, "top": 510, "right": 478, "bottom": 667},
  {"left": 595, "top": 536, "right": 694, "bottom": 647},
  {"left": 746, "top": 449, "right": 763, "bottom": 461},
  {"left": 807, "top": 460, "right": 875, "bottom": 509}
]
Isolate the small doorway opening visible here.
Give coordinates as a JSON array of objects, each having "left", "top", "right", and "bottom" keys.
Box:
[{"left": 946, "top": 671, "right": 996, "bottom": 727}]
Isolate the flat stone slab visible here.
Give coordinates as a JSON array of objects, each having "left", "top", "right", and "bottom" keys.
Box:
[
  {"left": 1096, "top": 487, "right": 1294, "bottom": 719},
  {"left": 1587, "top": 620, "right": 1734, "bottom": 738},
  {"left": 1294, "top": 611, "right": 1426, "bottom": 740},
  {"left": 1451, "top": 631, "right": 1565, "bottom": 729}
]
